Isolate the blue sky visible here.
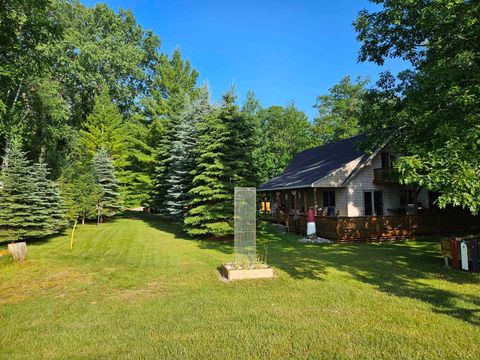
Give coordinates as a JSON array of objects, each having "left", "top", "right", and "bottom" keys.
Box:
[{"left": 83, "top": 0, "right": 406, "bottom": 120}]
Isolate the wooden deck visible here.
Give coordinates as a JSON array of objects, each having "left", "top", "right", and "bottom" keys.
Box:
[{"left": 264, "top": 210, "right": 480, "bottom": 243}]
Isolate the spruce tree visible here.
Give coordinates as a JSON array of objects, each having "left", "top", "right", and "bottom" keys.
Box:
[
  {"left": 93, "top": 148, "right": 121, "bottom": 218},
  {"left": 149, "top": 107, "right": 183, "bottom": 214},
  {"left": 31, "top": 158, "right": 66, "bottom": 236},
  {"left": 226, "top": 92, "right": 256, "bottom": 187},
  {"left": 185, "top": 90, "right": 256, "bottom": 238},
  {"left": 0, "top": 141, "right": 66, "bottom": 242},
  {"left": 164, "top": 87, "right": 211, "bottom": 219},
  {"left": 145, "top": 49, "right": 199, "bottom": 212},
  {"left": 0, "top": 140, "right": 38, "bottom": 242},
  {"left": 184, "top": 92, "right": 232, "bottom": 237},
  {"left": 241, "top": 91, "right": 263, "bottom": 185}
]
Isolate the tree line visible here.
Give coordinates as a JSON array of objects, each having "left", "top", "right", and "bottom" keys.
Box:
[
  {"left": 0, "top": 0, "right": 353, "bottom": 241},
  {"left": 1, "top": 0, "right": 478, "bottom": 241}
]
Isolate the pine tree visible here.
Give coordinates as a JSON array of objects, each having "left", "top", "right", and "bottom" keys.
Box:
[
  {"left": 164, "top": 86, "right": 211, "bottom": 219},
  {"left": 31, "top": 158, "right": 66, "bottom": 236},
  {"left": 80, "top": 88, "right": 128, "bottom": 169},
  {"left": 93, "top": 148, "right": 121, "bottom": 218},
  {"left": 121, "top": 114, "right": 154, "bottom": 208},
  {"left": 0, "top": 140, "right": 38, "bottom": 242}
]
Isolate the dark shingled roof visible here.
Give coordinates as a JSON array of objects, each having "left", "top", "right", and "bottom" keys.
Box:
[{"left": 259, "top": 133, "right": 368, "bottom": 191}]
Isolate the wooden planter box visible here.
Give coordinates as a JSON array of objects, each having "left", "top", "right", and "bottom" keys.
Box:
[{"left": 221, "top": 263, "right": 274, "bottom": 281}]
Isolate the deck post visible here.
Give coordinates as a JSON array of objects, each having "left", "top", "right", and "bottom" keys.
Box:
[
  {"left": 313, "top": 188, "right": 318, "bottom": 215},
  {"left": 263, "top": 192, "right": 267, "bottom": 215},
  {"left": 292, "top": 190, "right": 297, "bottom": 213},
  {"left": 303, "top": 188, "right": 308, "bottom": 213},
  {"left": 276, "top": 191, "right": 280, "bottom": 224},
  {"left": 292, "top": 190, "right": 297, "bottom": 233}
]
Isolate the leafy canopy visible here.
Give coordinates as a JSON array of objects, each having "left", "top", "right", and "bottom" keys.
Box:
[
  {"left": 355, "top": 0, "right": 480, "bottom": 213},
  {"left": 313, "top": 76, "right": 369, "bottom": 145}
]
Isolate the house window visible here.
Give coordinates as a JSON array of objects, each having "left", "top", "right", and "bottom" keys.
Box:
[
  {"left": 364, "top": 190, "right": 383, "bottom": 216},
  {"left": 322, "top": 191, "right": 335, "bottom": 207},
  {"left": 381, "top": 152, "right": 395, "bottom": 168},
  {"left": 400, "top": 190, "right": 414, "bottom": 208}
]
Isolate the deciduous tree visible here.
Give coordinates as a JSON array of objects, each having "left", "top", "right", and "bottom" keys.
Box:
[
  {"left": 313, "top": 76, "right": 369, "bottom": 145},
  {"left": 355, "top": 0, "right": 480, "bottom": 213},
  {"left": 255, "top": 104, "right": 314, "bottom": 184}
]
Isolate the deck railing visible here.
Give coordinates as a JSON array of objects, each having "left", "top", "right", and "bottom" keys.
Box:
[
  {"left": 263, "top": 210, "right": 480, "bottom": 243},
  {"left": 373, "top": 168, "right": 396, "bottom": 184}
]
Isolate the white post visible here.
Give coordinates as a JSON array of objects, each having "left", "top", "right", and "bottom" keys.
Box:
[{"left": 461, "top": 241, "right": 469, "bottom": 271}]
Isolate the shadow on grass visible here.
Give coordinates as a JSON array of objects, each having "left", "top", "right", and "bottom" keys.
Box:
[
  {"left": 123, "top": 211, "right": 185, "bottom": 238},
  {"left": 260, "top": 223, "right": 480, "bottom": 327},
  {"left": 128, "top": 211, "right": 235, "bottom": 256},
  {"left": 111, "top": 213, "right": 480, "bottom": 326}
]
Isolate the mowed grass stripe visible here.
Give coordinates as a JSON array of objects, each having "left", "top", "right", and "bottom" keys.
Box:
[{"left": 0, "top": 213, "right": 479, "bottom": 359}]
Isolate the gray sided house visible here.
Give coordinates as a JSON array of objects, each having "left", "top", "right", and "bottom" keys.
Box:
[
  {"left": 260, "top": 134, "right": 430, "bottom": 217},
  {"left": 259, "top": 134, "right": 479, "bottom": 242}
]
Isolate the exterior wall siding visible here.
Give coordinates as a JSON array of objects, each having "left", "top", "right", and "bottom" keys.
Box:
[
  {"left": 346, "top": 151, "right": 407, "bottom": 216},
  {"left": 335, "top": 188, "right": 348, "bottom": 216}
]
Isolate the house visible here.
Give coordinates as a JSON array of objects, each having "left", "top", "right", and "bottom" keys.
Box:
[
  {"left": 259, "top": 134, "right": 480, "bottom": 242},
  {"left": 259, "top": 133, "right": 430, "bottom": 217}
]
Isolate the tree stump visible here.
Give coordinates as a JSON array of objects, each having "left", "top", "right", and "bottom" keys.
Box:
[{"left": 8, "top": 242, "right": 28, "bottom": 262}]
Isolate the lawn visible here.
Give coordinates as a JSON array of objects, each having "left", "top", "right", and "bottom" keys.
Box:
[{"left": 1, "top": 213, "right": 479, "bottom": 359}]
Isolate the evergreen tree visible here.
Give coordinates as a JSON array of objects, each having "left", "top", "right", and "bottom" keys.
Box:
[
  {"left": 145, "top": 49, "right": 199, "bottom": 212},
  {"left": 149, "top": 104, "right": 185, "bottom": 214},
  {"left": 185, "top": 90, "right": 254, "bottom": 238},
  {"left": 0, "top": 140, "right": 38, "bottom": 242},
  {"left": 79, "top": 88, "right": 129, "bottom": 170},
  {"left": 241, "top": 91, "right": 263, "bottom": 185},
  {"left": 225, "top": 91, "right": 256, "bottom": 187},
  {"left": 0, "top": 140, "right": 65, "bottom": 242},
  {"left": 164, "top": 86, "right": 211, "bottom": 219},
  {"left": 79, "top": 89, "right": 152, "bottom": 207},
  {"left": 185, "top": 107, "right": 231, "bottom": 237},
  {"left": 93, "top": 148, "right": 121, "bottom": 218},
  {"left": 121, "top": 114, "right": 154, "bottom": 208},
  {"left": 31, "top": 158, "right": 66, "bottom": 236}
]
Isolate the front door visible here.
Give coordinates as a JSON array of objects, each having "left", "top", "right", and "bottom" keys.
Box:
[{"left": 373, "top": 191, "right": 383, "bottom": 215}]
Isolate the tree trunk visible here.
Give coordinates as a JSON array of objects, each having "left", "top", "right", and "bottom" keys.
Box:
[{"left": 8, "top": 242, "right": 27, "bottom": 261}]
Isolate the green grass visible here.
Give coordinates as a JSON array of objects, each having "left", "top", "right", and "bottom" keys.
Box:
[{"left": 1, "top": 213, "right": 479, "bottom": 359}]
